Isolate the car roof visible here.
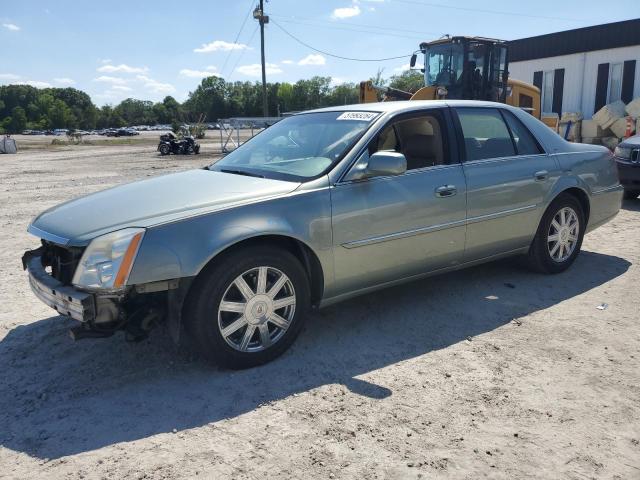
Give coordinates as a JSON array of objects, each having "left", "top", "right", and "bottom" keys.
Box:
[{"left": 304, "top": 99, "right": 515, "bottom": 115}]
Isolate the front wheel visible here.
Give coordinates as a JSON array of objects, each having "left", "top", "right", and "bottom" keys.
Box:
[
  {"left": 158, "top": 143, "right": 170, "bottom": 155},
  {"left": 184, "top": 246, "right": 310, "bottom": 369},
  {"left": 527, "top": 193, "right": 585, "bottom": 274}
]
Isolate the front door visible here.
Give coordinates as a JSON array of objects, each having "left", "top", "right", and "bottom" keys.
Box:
[{"left": 330, "top": 109, "right": 467, "bottom": 297}]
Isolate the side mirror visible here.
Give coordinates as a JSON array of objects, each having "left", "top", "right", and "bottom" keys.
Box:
[
  {"left": 409, "top": 53, "right": 417, "bottom": 68},
  {"left": 345, "top": 151, "right": 407, "bottom": 181}
]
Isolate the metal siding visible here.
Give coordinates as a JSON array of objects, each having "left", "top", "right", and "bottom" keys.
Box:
[
  {"left": 509, "top": 53, "right": 584, "bottom": 114},
  {"left": 510, "top": 45, "right": 640, "bottom": 118},
  {"left": 508, "top": 19, "right": 640, "bottom": 62}
]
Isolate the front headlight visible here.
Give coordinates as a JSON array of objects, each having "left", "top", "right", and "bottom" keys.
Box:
[
  {"left": 614, "top": 146, "right": 632, "bottom": 160},
  {"left": 72, "top": 228, "right": 145, "bottom": 290}
]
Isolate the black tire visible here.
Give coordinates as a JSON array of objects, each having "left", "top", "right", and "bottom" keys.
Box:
[
  {"left": 159, "top": 143, "right": 170, "bottom": 155},
  {"left": 527, "top": 193, "right": 585, "bottom": 274},
  {"left": 184, "top": 246, "right": 310, "bottom": 369},
  {"left": 194, "top": 145, "right": 200, "bottom": 154},
  {"left": 623, "top": 189, "right": 639, "bottom": 200}
]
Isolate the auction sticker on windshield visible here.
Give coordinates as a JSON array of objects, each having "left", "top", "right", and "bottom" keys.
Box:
[{"left": 336, "top": 112, "right": 378, "bottom": 121}]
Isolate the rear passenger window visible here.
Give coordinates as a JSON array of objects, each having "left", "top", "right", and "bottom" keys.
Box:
[
  {"left": 457, "top": 108, "right": 515, "bottom": 161},
  {"left": 502, "top": 111, "right": 543, "bottom": 156}
]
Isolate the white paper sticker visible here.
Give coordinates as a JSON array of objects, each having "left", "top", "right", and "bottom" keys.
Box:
[{"left": 336, "top": 111, "right": 378, "bottom": 121}]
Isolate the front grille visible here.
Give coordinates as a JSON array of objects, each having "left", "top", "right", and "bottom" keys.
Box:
[
  {"left": 631, "top": 149, "right": 639, "bottom": 163},
  {"left": 40, "top": 241, "right": 84, "bottom": 285}
]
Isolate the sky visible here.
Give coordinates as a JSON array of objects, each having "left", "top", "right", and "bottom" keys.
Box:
[{"left": 1, "top": 0, "right": 639, "bottom": 106}]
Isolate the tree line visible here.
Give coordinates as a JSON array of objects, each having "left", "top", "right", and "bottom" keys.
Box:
[{"left": 0, "top": 70, "right": 423, "bottom": 134}]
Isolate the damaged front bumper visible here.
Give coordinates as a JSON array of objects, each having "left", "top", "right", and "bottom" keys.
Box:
[
  {"left": 22, "top": 250, "right": 121, "bottom": 325},
  {"left": 24, "top": 254, "right": 96, "bottom": 321}
]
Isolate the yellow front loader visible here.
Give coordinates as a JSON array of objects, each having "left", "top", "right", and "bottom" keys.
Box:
[{"left": 360, "top": 36, "right": 542, "bottom": 120}]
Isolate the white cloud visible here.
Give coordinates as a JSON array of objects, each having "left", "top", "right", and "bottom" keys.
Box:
[
  {"left": 331, "top": 5, "right": 361, "bottom": 19},
  {"left": 281, "top": 59, "right": 294, "bottom": 65},
  {"left": 112, "top": 85, "right": 132, "bottom": 92},
  {"left": 53, "top": 77, "right": 76, "bottom": 85},
  {"left": 194, "top": 40, "right": 250, "bottom": 53},
  {"left": 0, "top": 73, "right": 20, "bottom": 81},
  {"left": 20, "top": 80, "right": 52, "bottom": 88},
  {"left": 94, "top": 75, "right": 128, "bottom": 85},
  {"left": 330, "top": 77, "right": 351, "bottom": 86},
  {"left": 100, "top": 58, "right": 112, "bottom": 64},
  {"left": 236, "top": 63, "right": 283, "bottom": 77},
  {"left": 2, "top": 23, "right": 20, "bottom": 31},
  {"left": 298, "top": 54, "right": 326, "bottom": 66},
  {"left": 97, "top": 63, "right": 148, "bottom": 74},
  {"left": 136, "top": 75, "right": 175, "bottom": 94},
  {"left": 179, "top": 66, "right": 221, "bottom": 78},
  {"left": 394, "top": 63, "right": 410, "bottom": 72}
]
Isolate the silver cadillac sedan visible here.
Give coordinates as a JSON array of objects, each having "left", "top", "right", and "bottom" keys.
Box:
[{"left": 23, "top": 100, "right": 623, "bottom": 368}]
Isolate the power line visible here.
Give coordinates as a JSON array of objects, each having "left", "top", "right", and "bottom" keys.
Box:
[
  {"left": 393, "top": 0, "right": 588, "bottom": 23},
  {"left": 271, "top": 16, "right": 429, "bottom": 41},
  {"left": 220, "top": 0, "right": 255, "bottom": 78},
  {"left": 269, "top": 13, "right": 439, "bottom": 37},
  {"left": 271, "top": 20, "right": 413, "bottom": 62}
]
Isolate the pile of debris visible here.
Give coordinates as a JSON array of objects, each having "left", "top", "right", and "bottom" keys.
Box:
[{"left": 581, "top": 97, "right": 640, "bottom": 148}]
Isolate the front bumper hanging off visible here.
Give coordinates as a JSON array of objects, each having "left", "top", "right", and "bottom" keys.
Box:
[{"left": 23, "top": 252, "right": 96, "bottom": 322}]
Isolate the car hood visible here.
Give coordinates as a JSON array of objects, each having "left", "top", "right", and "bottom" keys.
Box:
[
  {"left": 30, "top": 169, "right": 300, "bottom": 246},
  {"left": 620, "top": 134, "right": 640, "bottom": 147}
]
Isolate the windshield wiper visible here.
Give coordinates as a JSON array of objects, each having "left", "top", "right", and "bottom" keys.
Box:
[{"left": 219, "top": 168, "right": 265, "bottom": 178}]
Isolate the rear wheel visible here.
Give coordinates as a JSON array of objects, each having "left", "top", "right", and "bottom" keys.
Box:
[
  {"left": 527, "top": 193, "right": 585, "bottom": 274},
  {"left": 159, "top": 143, "right": 170, "bottom": 155},
  {"left": 623, "top": 189, "right": 640, "bottom": 200},
  {"left": 184, "top": 246, "right": 310, "bottom": 369}
]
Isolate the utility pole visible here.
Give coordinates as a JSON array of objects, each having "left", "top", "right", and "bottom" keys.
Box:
[{"left": 254, "top": 0, "right": 269, "bottom": 117}]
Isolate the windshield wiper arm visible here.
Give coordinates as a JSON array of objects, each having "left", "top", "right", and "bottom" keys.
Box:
[{"left": 220, "top": 168, "right": 264, "bottom": 178}]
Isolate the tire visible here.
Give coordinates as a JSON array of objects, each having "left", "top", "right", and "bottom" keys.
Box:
[
  {"left": 184, "top": 246, "right": 310, "bottom": 369},
  {"left": 194, "top": 145, "right": 200, "bottom": 154},
  {"left": 623, "top": 189, "right": 640, "bottom": 200},
  {"left": 527, "top": 193, "right": 585, "bottom": 274},
  {"left": 159, "top": 143, "right": 170, "bottom": 155}
]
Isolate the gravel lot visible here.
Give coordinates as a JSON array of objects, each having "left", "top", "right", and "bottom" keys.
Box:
[{"left": 0, "top": 142, "right": 639, "bottom": 479}]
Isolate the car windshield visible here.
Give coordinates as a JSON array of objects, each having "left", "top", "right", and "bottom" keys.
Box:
[{"left": 209, "top": 111, "right": 379, "bottom": 180}]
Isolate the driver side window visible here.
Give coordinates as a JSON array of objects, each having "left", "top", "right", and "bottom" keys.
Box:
[{"left": 369, "top": 112, "right": 447, "bottom": 171}]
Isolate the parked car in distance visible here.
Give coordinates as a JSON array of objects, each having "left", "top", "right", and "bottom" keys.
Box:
[
  {"left": 613, "top": 135, "right": 640, "bottom": 200},
  {"left": 115, "top": 128, "right": 139, "bottom": 137},
  {"left": 23, "top": 100, "right": 623, "bottom": 368}
]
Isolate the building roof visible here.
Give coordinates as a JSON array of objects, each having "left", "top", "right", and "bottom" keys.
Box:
[{"left": 508, "top": 18, "right": 640, "bottom": 62}]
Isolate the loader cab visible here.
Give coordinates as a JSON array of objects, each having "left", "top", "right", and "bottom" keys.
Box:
[{"left": 412, "top": 36, "right": 509, "bottom": 103}]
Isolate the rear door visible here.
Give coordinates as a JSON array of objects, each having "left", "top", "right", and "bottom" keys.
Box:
[
  {"left": 454, "top": 107, "right": 559, "bottom": 260},
  {"left": 330, "top": 108, "right": 467, "bottom": 296}
]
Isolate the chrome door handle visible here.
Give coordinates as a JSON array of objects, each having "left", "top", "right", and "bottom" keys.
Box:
[
  {"left": 435, "top": 185, "right": 457, "bottom": 197},
  {"left": 534, "top": 170, "right": 549, "bottom": 181}
]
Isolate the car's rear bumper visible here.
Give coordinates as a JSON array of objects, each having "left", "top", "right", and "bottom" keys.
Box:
[{"left": 24, "top": 254, "right": 96, "bottom": 322}]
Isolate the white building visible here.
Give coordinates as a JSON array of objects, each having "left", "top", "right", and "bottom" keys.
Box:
[{"left": 508, "top": 19, "right": 640, "bottom": 118}]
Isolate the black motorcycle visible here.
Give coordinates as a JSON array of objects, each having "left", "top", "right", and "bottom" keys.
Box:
[{"left": 157, "top": 132, "right": 200, "bottom": 155}]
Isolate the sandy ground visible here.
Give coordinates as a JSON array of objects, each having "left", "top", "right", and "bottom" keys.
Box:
[{"left": 0, "top": 143, "right": 639, "bottom": 479}]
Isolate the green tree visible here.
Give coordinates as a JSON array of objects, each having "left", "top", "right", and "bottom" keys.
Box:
[
  {"left": 388, "top": 70, "right": 424, "bottom": 93},
  {"left": 8, "top": 106, "right": 28, "bottom": 133}
]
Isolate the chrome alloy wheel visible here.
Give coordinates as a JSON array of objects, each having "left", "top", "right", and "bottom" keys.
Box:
[
  {"left": 217, "top": 266, "right": 296, "bottom": 352},
  {"left": 547, "top": 206, "right": 579, "bottom": 263}
]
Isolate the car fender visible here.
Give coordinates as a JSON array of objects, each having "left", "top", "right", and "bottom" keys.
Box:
[{"left": 127, "top": 187, "right": 334, "bottom": 289}]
